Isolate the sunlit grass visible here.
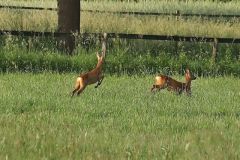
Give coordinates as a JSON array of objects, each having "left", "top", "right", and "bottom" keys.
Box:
[
  {"left": 0, "top": 9, "right": 57, "bottom": 32},
  {"left": 1, "top": 0, "right": 240, "bottom": 15},
  {"left": 0, "top": 73, "right": 240, "bottom": 159},
  {"left": 0, "top": 0, "right": 240, "bottom": 37},
  {"left": 0, "top": 0, "right": 57, "bottom": 8},
  {"left": 82, "top": 0, "right": 240, "bottom": 15},
  {"left": 0, "top": 9, "right": 240, "bottom": 38},
  {"left": 81, "top": 13, "right": 240, "bottom": 37}
]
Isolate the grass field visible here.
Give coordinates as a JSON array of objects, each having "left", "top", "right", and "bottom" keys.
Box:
[
  {"left": 0, "top": 73, "right": 240, "bottom": 159},
  {"left": 1, "top": 0, "right": 240, "bottom": 15},
  {"left": 0, "top": 0, "right": 240, "bottom": 159},
  {"left": 1, "top": 0, "right": 240, "bottom": 38}
]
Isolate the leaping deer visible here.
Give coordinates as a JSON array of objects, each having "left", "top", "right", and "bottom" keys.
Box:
[
  {"left": 151, "top": 69, "right": 196, "bottom": 96},
  {"left": 71, "top": 33, "right": 107, "bottom": 97}
]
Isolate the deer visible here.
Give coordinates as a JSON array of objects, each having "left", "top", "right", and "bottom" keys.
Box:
[
  {"left": 71, "top": 33, "right": 107, "bottom": 97},
  {"left": 151, "top": 69, "right": 196, "bottom": 96}
]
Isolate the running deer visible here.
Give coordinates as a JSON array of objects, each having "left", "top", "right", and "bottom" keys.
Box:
[
  {"left": 71, "top": 33, "right": 107, "bottom": 97},
  {"left": 151, "top": 69, "right": 196, "bottom": 95}
]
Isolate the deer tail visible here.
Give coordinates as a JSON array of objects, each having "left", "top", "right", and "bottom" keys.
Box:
[{"left": 72, "top": 77, "right": 82, "bottom": 97}]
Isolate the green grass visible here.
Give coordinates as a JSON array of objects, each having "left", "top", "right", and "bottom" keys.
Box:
[
  {"left": 1, "top": 0, "right": 240, "bottom": 15},
  {"left": 0, "top": 73, "right": 240, "bottom": 159},
  {"left": 0, "top": 42, "right": 240, "bottom": 76},
  {"left": 0, "top": 0, "right": 240, "bottom": 37},
  {"left": 81, "top": 13, "right": 240, "bottom": 37},
  {"left": 1, "top": 9, "right": 240, "bottom": 38},
  {"left": 0, "top": 42, "right": 240, "bottom": 75},
  {"left": 81, "top": 0, "right": 240, "bottom": 15},
  {"left": 0, "top": 0, "right": 56, "bottom": 8}
]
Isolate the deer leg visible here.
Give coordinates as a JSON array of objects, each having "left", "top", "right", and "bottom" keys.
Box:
[
  {"left": 173, "top": 88, "right": 182, "bottom": 95},
  {"left": 71, "top": 80, "right": 81, "bottom": 97},
  {"left": 176, "top": 90, "right": 182, "bottom": 95},
  {"left": 95, "top": 75, "right": 104, "bottom": 88},
  {"left": 71, "top": 87, "right": 79, "bottom": 97},
  {"left": 77, "top": 85, "right": 86, "bottom": 96},
  {"left": 186, "top": 90, "right": 192, "bottom": 96},
  {"left": 151, "top": 85, "right": 165, "bottom": 92},
  {"left": 151, "top": 85, "right": 157, "bottom": 92}
]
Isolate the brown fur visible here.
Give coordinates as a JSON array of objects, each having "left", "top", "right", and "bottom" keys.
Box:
[
  {"left": 71, "top": 33, "right": 107, "bottom": 97},
  {"left": 151, "top": 69, "right": 196, "bottom": 95}
]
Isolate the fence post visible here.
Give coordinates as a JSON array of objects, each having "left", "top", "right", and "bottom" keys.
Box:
[
  {"left": 212, "top": 38, "right": 218, "bottom": 62},
  {"left": 175, "top": 10, "right": 180, "bottom": 21},
  {"left": 57, "top": 0, "right": 80, "bottom": 54},
  {"left": 174, "top": 10, "right": 180, "bottom": 55}
]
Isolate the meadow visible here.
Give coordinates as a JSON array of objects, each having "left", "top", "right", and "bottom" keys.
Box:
[
  {"left": 1, "top": 0, "right": 240, "bottom": 15},
  {"left": 0, "top": 44, "right": 239, "bottom": 76},
  {"left": 0, "top": 73, "right": 240, "bottom": 159},
  {"left": 0, "top": 0, "right": 240, "bottom": 159},
  {"left": 0, "top": 0, "right": 240, "bottom": 70},
  {"left": 0, "top": 0, "right": 240, "bottom": 37}
]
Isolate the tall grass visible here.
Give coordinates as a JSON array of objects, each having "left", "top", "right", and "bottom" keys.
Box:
[
  {"left": 0, "top": 0, "right": 57, "bottom": 8},
  {"left": 0, "top": 0, "right": 239, "bottom": 75},
  {"left": 0, "top": 9, "right": 57, "bottom": 32},
  {"left": 0, "top": 0, "right": 240, "bottom": 38},
  {"left": 82, "top": 0, "right": 240, "bottom": 15},
  {"left": 81, "top": 13, "right": 240, "bottom": 37},
  {"left": 0, "top": 37, "right": 239, "bottom": 76},
  {"left": 0, "top": 1, "right": 240, "bottom": 158},
  {"left": 0, "top": 9, "right": 240, "bottom": 37},
  {"left": 0, "top": 73, "right": 240, "bottom": 159},
  {"left": 1, "top": 0, "right": 240, "bottom": 15}
]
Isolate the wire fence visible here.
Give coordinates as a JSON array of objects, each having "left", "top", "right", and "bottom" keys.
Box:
[
  {"left": 1, "top": 30, "right": 240, "bottom": 44},
  {"left": 1, "top": 5, "right": 240, "bottom": 18},
  {"left": 0, "top": 4, "right": 240, "bottom": 59}
]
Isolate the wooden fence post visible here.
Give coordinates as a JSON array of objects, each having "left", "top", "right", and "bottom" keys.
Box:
[
  {"left": 57, "top": 0, "right": 80, "bottom": 54},
  {"left": 174, "top": 10, "right": 180, "bottom": 55},
  {"left": 175, "top": 10, "right": 180, "bottom": 21},
  {"left": 212, "top": 38, "right": 218, "bottom": 62}
]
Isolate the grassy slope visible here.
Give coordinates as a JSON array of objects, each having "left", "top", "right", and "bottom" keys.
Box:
[{"left": 0, "top": 73, "right": 240, "bottom": 159}]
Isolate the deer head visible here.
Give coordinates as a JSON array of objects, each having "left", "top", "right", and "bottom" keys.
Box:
[
  {"left": 96, "top": 51, "right": 105, "bottom": 62},
  {"left": 185, "top": 69, "right": 196, "bottom": 82}
]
